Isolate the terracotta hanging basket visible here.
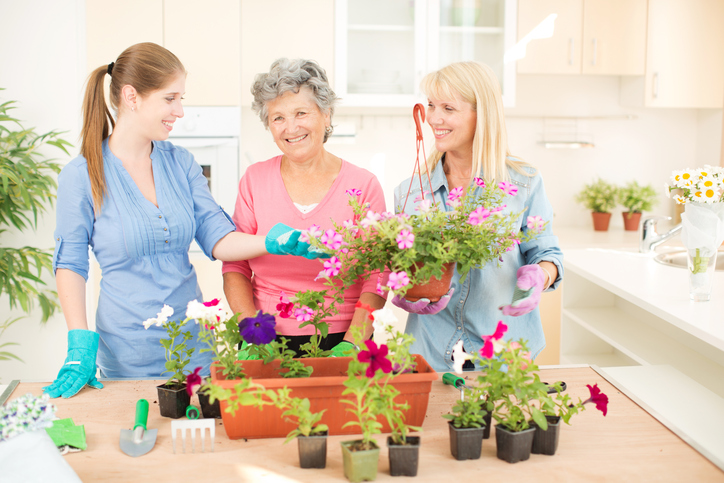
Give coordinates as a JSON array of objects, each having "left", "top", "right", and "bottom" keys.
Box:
[
  {"left": 591, "top": 212, "right": 611, "bottom": 231},
  {"left": 622, "top": 211, "right": 642, "bottom": 231},
  {"left": 403, "top": 262, "right": 456, "bottom": 302}
]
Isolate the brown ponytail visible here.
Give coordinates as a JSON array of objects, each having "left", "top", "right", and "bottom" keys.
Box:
[{"left": 79, "top": 42, "right": 185, "bottom": 212}]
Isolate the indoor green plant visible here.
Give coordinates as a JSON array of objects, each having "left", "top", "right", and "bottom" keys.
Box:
[
  {"left": 617, "top": 180, "right": 658, "bottom": 230},
  {"left": 575, "top": 178, "right": 617, "bottom": 231},
  {"left": 0, "top": 94, "right": 70, "bottom": 366},
  {"left": 307, "top": 182, "right": 543, "bottom": 301}
]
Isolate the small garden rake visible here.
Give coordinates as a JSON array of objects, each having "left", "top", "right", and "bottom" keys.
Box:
[{"left": 170, "top": 408, "right": 215, "bottom": 454}]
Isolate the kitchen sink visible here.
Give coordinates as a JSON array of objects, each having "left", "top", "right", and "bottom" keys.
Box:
[{"left": 654, "top": 249, "right": 724, "bottom": 271}]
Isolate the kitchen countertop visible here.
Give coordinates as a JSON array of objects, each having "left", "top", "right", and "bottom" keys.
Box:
[{"left": 6, "top": 367, "right": 724, "bottom": 482}]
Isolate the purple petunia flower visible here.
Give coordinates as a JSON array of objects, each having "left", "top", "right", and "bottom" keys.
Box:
[
  {"left": 186, "top": 367, "right": 203, "bottom": 396},
  {"left": 239, "top": 311, "right": 277, "bottom": 345},
  {"left": 396, "top": 229, "right": 415, "bottom": 249},
  {"left": 357, "top": 340, "right": 393, "bottom": 378}
]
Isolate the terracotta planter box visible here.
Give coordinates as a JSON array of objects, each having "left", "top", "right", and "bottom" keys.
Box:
[{"left": 210, "top": 354, "right": 438, "bottom": 440}]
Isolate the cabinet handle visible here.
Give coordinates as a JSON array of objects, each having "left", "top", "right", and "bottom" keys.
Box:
[
  {"left": 592, "top": 38, "right": 597, "bottom": 66},
  {"left": 568, "top": 38, "right": 574, "bottom": 65},
  {"left": 653, "top": 72, "right": 659, "bottom": 99}
]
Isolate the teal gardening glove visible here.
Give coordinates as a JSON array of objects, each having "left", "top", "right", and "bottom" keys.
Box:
[
  {"left": 43, "top": 329, "right": 103, "bottom": 398},
  {"left": 265, "top": 223, "right": 328, "bottom": 259}
]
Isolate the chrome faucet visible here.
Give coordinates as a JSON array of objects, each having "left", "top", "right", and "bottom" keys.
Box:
[{"left": 640, "top": 215, "right": 682, "bottom": 253}]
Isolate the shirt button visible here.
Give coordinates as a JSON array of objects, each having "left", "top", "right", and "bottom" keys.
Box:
[
  {"left": 457, "top": 327, "right": 461, "bottom": 330},
  {"left": 165, "top": 240, "right": 168, "bottom": 243},
  {"left": 158, "top": 215, "right": 162, "bottom": 219},
  {"left": 446, "top": 351, "right": 450, "bottom": 354},
  {"left": 164, "top": 228, "right": 167, "bottom": 231}
]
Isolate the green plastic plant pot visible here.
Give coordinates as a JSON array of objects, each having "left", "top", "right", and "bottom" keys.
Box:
[{"left": 340, "top": 440, "right": 380, "bottom": 482}]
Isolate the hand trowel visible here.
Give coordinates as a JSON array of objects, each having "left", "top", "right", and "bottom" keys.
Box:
[{"left": 120, "top": 399, "right": 157, "bottom": 457}]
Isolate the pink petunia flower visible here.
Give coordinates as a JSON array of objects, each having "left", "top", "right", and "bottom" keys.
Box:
[
  {"left": 499, "top": 181, "right": 518, "bottom": 196},
  {"left": 491, "top": 204, "right": 506, "bottom": 213},
  {"left": 276, "top": 291, "right": 294, "bottom": 318},
  {"left": 376, "top": 277, "right": 384, "bottom": 295},
  {"left": 320, "top": 229, "right": 343, "bottom": 250},
  {"left": 186, "top": 367, "right": 203, "bottom": 396},
  {"left": 295, "top": 307, "right": 314, "bottom": 322},
  {"left": 468, "top": 206, "right": 491, "bottom": 225},
  {"left": 396, "top": 229, "right": 415, "bottom": 249},
  {"left": 583, "top": 384, "right": 609, "bottom": 416},
  {"left": 527, "top": 215, "right": 545, "bottom": 231},
  {"left": 414, "top": 191, "right": 429, "bottom": 203},
  {"left": 299, "top": 224, "right": 323, "bottom": 243},
  {"left": 346, "top": 188, "right": 362, "bottom": 196},
  {"left": 474, "top": 177, "right": 485, "bottom": 188},
  {"left": 416, "top": 199, "right": 432, "bottom": 213},
  {"left": 479, "top": 320, "right": 508, "bottom": 359},
  {"left": 448, "top": 186, "right": 464, "bottom": 207},
  {"left": 343, "top": 219, "right": 359, "bottom": 234},
  {"left": 357, "top": 340, "right": 393, "bottom": 378},
  {"left": 509, "top": 341, "right": 532, "bottom": 370},
  {"left": 323, "top": 256, "right": 342, "bottom": 277},
  {"left": 360, "top": 210, "right": 382, "bottom": 228},
  {"left": 380, "top": 211, "right": 395, "bottom": 221},
  {"left": 386, "top": 271, "right": 410, "bottom": 291}
]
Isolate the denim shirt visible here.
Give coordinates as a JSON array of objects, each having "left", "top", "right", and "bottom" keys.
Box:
[{"left": 393, "top": 160, "right": 564, "bottom": 372}]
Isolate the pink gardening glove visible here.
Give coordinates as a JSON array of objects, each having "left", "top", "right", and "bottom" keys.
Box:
[
  {"left": 391, "top": 288, "right": 455, "bottom": 315},
  {"left": 499, "top": 264, "right": 546, "bottom": 317}
]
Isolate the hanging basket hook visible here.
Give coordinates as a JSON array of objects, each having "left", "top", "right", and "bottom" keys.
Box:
[{"left": 413, "top": 103, "right": 426, "bottom": 141}]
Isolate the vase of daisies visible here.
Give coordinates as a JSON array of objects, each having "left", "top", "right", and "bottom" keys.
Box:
[{"left": 666, "top": 166, "right": 724, "bottom": 301}]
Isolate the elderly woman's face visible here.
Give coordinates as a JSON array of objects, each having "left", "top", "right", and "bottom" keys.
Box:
[{"left": 267, "top": 87, "right": 330, "bottom": 163}]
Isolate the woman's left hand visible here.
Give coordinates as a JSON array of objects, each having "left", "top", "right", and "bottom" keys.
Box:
[
  {"left": 265, "top": 223, "right": 329, "bottom": 259},
  {"left": 499, "top": 264, "right": 547, "bottom": 316}
]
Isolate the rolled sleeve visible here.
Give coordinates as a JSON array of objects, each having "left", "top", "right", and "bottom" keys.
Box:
[
  {"left": 187, "top": 159, "right": 236, "bottom": 260},
  {"left": 53, "top": 162, "right": 94, "bottom": 280}
]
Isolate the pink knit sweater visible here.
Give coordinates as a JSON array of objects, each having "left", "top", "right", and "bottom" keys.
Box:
[{"left": 222, "top": 156, "right": 386, "bottom": 335}]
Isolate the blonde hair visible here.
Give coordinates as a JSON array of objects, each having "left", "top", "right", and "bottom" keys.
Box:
[
  {"left": 420, "top": 61, "right": 533, "bottom": 184},
  {"left": 80, "top": 42, "right": 185, "bottom": 212}
]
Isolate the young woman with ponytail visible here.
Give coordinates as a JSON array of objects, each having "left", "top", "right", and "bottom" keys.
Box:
[{"left": 43, "top": 43, "right": 324, "bottom": 398}]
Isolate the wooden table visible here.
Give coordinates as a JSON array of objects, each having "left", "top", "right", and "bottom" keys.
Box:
[{"left": 11, "top": 366, "right": 724, "bottom": 482}]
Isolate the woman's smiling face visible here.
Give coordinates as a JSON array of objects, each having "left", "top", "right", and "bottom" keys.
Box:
[
  {"left": 426, "top": 93, "right": 477, "bottom": 157},
  {"left": 134, "top": 72, "right": 186, "bottom": 141},
  {"left": 266, "top": 87, "right": 330, "bottom": 163}
]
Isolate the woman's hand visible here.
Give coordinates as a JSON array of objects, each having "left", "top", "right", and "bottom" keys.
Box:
[
  {"left": 391, "top": 288, "right": 455, "bottom": 315},
  {"left": 499, "top": 263, "right": 554, "bottom": 316}
]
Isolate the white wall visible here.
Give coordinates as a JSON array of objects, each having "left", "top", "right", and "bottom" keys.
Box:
[{"left": 0, "top": 0, "right": 85, "bottom": 382}]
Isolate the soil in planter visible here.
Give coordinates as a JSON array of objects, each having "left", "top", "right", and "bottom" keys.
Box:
[
  {"left": 387, "top": 436, "right": 420, "bottom": 477},
  {"left": 157, "top": 383, "right": 190, "bottom": 419}
]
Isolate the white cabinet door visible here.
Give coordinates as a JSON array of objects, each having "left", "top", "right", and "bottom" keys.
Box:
[
  {"left": 164, "top": 0, "right": 241, "bottom": 106},
  {"left": 516, "top": 0, "right": 582, "bottom": 75},
  {"left": 644, "top": 0, "right": 724, "bottom": 108},
  {"left": 581, "top": 0, "right": 647, "bottom": 76},
  {"left": 86, "top": 0, "right": 163, "bottom": 73},
  {"left": 240, "top": 0, "right": 335, "bottom": 107}
]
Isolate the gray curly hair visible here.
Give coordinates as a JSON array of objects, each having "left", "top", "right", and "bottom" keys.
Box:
[{"left": 251, "top": 58, "right": 338, "bottom": 142}]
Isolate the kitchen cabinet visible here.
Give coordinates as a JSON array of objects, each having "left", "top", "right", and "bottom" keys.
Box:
[
  {"left": 516, "top": 0, "right": 647, "bottom": 76},
  {"left": 335, "top": 0, "right": 517, "bottom": 107},
  {"left": 239, "top": 0, "right": 335, "bottom": 107},
  {"left": 620, "top": 0, "right": 724, "bottom": 108},
  {"left": 85, "top": 0, "right": 241, "bottom": 106}
]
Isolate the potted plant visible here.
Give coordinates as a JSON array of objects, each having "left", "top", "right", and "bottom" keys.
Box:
[
  {"left": 442, "top": 396, "right": 487, "bottom": 460},
  {"left": 533, "top": 382, "right": 609, "bottom": 455},
  {"left": 306, "top": 182, "right": 544, "bottom": 302},
  {"left": 575, "top": 178, "right": 618, "bottom": 231},
  {"left": 617, "top": 180, "right": 658, "bottom": 231},
  {"left": 143, "top": 299, "right": 229, "bottom": 418},
  {"left": 0, "top": 94, "right": 69, "bottom": 366}
]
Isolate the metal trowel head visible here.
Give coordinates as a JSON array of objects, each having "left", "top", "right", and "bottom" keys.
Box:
[{"left": 120, "top": 399, "right": 157, "bottom": 457}]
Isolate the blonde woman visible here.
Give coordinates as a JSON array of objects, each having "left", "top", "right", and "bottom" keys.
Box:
[
  {"left": 393, "top": 61, "right": 563, "bottom": 372},
  {"left": 44, "top": 43, "right": 321, "bottom": 397}
]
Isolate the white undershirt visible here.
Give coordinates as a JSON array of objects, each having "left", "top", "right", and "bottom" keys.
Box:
[{"left": 293, "top": 202, "right": 319, "bottom": 214}]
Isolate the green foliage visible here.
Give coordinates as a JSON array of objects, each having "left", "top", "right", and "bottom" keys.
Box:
[
  {"left": 310, "top": 184, "right": 540, "bottom": 298},
  {"left": 293, "top": 289, "right": 339, "bottom": 358},
  {"left": 575, "top": 178, "right": 618, "bottom": 213},
  {"left": 617, "top": 180, "right": 658, "bottom": 214},
  {"left": 159, "top": 318, "right": 195, "bottom": 386},
  {"left": 197, "top": 313, "right": 246, "bottom": 380},
  {"left": 0, "top": 93, "right": 71, "bottom": 364},
  {"left": 539, "top": 382, "right": 586, "bottom": 425},
  {"left": 266, "top": 337, "right": 313, "bottom": 378},
  {"left": 442, "top": 398, "right": 486, "bottom": 429}
]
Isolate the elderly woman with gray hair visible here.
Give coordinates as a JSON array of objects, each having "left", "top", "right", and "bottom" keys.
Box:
[{"left": 222, "top": 58, "right": 386, "bottom": 357}]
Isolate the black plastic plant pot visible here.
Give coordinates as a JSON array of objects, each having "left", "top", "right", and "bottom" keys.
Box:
[
  {"left": 156, "top": 383, "right": 190, "bottom": 419},
  {"left": 297, "top": 431, "right": 328, "bottom": 469},
  {"left": 387, "top": 436, "right": 421, "bottom": 477},
  {"left": 495, "top": 425, "right": 536, "bottom": 464},
  {"left": 198, "top": 391, "right": 221, "bottom": 419},
  {"left": 448, "top": 421, "right": 484, "bottom": 461},
  {"left": 483, "top": 411, "right": 492, "bottom": 440},
  {"left": 531, "top": 415, "right": 561, "bottom": 455}
]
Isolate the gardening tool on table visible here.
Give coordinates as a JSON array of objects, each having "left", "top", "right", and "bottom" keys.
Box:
[
  {"left": 119, "top": 399, "right": 157, "bottom": 457},
  {"left": 442, "top": 373, "right": 475, "bottom": 401},
  {"left": 170, "top": 404, "right": 215, "bottom": 454}
]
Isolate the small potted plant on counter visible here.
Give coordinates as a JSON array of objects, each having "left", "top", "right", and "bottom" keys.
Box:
[
  {"left": 575, "top": 178, "right": 618, "bottom": 231},
  {"left": 307, "top": 184, "right": 543, "bottom": 303},
  {"left": 442, "top": 393, "right": 487, "bottom": 461},
  {"left": 617, "top": 180, "right": 658, "bottom": 231}
]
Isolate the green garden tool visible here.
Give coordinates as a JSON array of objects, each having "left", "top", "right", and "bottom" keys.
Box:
[
  {"left": 119, "top": 399, "right": 157, "bottom": 457},
  {"left": 443, "top": 373, "right": 473, "bottom": 401}
]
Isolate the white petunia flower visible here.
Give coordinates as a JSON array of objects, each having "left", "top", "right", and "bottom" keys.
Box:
[
  {"left": 371, "top": 307, "right": 398, "bottom": 332},
  {"left": 452, "top": 340, "right": 472, "bottom": 375},
  {"left": 186, "top": 300, "right": 207, "bottom": 320}
]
